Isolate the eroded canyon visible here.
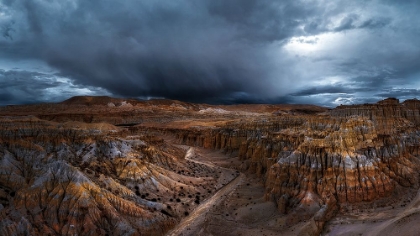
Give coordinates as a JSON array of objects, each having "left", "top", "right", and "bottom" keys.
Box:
[{"left": 1, "top": 96, "right": 420, "bottom": 236}]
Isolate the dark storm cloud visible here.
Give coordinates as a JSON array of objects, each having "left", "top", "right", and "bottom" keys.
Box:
[
  {"left": 333, "top": 15, "right": 392, "bottom": 32},
  {"left": 0, "top": 0, "right": 334, "bottom": 104},
  {"left": 303, "top": 14, "right": 391, "bottom": 35},
  {"left": 208, "top": 92, "right": 295, "bottom": 105},
  {"left": 0, "top": 69, "right": 106, "bottom": 105},
  {"left": 3, "top": 0, "right": 302, "bottom": 102},
  {"left": 0, "top": 0, "right": 419, "bottom": 106},
  {"left": 358, "top": 17, "right": 392, "bottom": 29},
  {"left": 0, "top": 92, "right": 14, "bottom": 103},
  {"left": 334, "top": 14, "right": 359, "bottom": 32},
  {"left": 291, "top": 85, "right": 353, "bottom": 96},
  {"left": 376, "top": 89, "right": 420, "bottom": 99},
  {"left": 1, "top": 21, "right": 14, "bottom": 40},
  {"left": 0, "top": 69, "right": 60, "bottom": 105}
]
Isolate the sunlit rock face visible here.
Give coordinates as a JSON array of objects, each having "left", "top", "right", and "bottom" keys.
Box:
[
  {"left": 174, "top": 98, "right": 420, "bottom": 233},
  {"left": 263, "top": 116, "right": 419, "bottom": 219}
]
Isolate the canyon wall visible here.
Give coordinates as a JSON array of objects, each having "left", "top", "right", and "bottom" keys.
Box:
[{"left": 173, "top": 98, "right": 420, "bottom": 233}]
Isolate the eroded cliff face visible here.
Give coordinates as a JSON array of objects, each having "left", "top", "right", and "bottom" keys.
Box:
[
  {"left": 172, "top": 98, "right": 420, "bottom": 234},
  {"left": 0, "top": 117, "right": 231, "bottom": 235}
]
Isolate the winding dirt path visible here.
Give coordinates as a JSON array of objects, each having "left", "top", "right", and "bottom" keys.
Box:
[{"left": 166, "top": 148, "right": 245, "bottom": 236}]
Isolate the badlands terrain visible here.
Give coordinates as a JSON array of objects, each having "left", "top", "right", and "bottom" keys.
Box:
[{"left": 1, "top": 96, "right": 420, "bottom": 235}]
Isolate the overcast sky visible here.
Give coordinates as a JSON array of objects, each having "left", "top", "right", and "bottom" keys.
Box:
[{"left": 0, "top": 0, "right": 419, "bottom": 106}]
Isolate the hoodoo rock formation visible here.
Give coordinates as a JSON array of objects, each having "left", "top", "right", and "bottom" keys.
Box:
[
  {"left": 1, "top": 96, "right": 420, "bottom": 235},
  {"left": 171, "top": 98, "right": 420, "bottom": 234}
]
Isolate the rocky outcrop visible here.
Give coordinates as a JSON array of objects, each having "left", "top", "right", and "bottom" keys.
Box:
[
  {"left": 331, "top": 98, "right": 420, "bottom": 126},
  {"left": 169, "top": 98, "right": 420, "bottom": 234},
  {"left": 0, "top": 117, "right": 231, "bottom": 236}
]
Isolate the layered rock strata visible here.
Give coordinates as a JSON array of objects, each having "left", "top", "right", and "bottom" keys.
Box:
[
  {"left": 171, "top": 99, "right": 420, "bottom": 233},
  {"left": 1, "top": 96, "right": 420, "bottom": 235},
  {"left": 0, "top": 117, "right": 232, "bottom": 235}
]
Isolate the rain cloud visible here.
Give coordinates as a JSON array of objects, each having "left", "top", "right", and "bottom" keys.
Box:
[{"left": 0, "top": 0, "right": 419, "bottom": 106}]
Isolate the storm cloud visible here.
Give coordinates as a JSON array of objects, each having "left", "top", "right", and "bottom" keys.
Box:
[{"left": 0, "top": 0, "right": 419, "bottom": 106}]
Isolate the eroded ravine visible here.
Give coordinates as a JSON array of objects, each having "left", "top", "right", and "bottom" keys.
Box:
[
  {"left": 164, "top": 147, "right": 240, "bottom": 235},
  {"left": 166, "top": 174, "right": 244, "bottom": 235}
]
